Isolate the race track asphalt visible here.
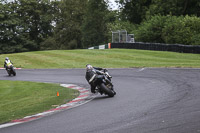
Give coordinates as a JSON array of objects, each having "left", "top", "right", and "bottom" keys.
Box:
[{"left": 0, "top": 68, "right": 200, "bottom": 133}]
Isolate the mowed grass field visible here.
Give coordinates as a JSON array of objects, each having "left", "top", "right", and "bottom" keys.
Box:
[
  {"left": 0, "top": 81, "right": 79, "bottom": 124},
  {"left": 0, "top": 49, "right": 200, "bottom": 68}
]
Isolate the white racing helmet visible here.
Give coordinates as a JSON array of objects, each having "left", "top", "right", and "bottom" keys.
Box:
[{"left": 86, "top": 64, "right": 93, "bottom": 71}]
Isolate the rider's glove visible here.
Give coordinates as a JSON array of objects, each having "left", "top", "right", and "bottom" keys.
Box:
[{"left": 103, "top": 69, "right": 107, "bottom": 72}]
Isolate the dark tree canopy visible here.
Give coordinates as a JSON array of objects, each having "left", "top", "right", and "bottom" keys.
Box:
[
  {"left": 119, "top": 0, "right": 200, "bottom": 24},
  {"left": 0, "top": 0, "right": 200, "bottom": 53},
  {"left": 81, "top": 0, "right": 109, "bottom": 48}
]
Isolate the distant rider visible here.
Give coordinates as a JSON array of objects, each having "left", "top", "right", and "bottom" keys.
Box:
[
  {"left": 85, "top": 64, "right": 111, "bottom": 93},
  {"left": 4, "top": 57, "right": 13, "bottom": 70}
]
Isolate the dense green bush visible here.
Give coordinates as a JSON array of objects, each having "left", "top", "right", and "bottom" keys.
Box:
[
  {"left": 40, "top": 37, "right": 57, "bottom": 50},
  {"left": 135, "top": 15, "right": 200, "bottom": 45},
  {"left": 135, "top": 15, "right": 167, "bottom": 43}
]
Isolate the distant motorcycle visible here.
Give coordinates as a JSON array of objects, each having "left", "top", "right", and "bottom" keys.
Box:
[
  {"left": 6, "top": 63, "right": 16, "bottom": 76},
  {"left": 88, "top": 69, "right": 116, "bottom": 97}
]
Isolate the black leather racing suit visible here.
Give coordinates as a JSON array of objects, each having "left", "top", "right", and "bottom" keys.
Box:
[{"left": 85, "top": 67, "right": 105, "bottom": 93}]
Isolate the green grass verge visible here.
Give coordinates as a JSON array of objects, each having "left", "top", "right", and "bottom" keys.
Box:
[
  {"left": 0, "top": 49, "right": 200, "bottom": 68},
  {"left": 0, "top": 80, "right": 79, "bottom": 124}
]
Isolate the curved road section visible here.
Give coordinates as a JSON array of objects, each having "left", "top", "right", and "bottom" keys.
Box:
[{"left": 0, "top": 68, "right": 200, "bottom": 133}]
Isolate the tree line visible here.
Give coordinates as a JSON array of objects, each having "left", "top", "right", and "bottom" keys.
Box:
[
  {"left": 0, "top": 0, "right": 113, "bottom": 53},
  {"left": 116, "top": 0, "right": 200, "bottom": 45},
  {"left": 0, "top": 0, "right": 200, "bottom": 54}
]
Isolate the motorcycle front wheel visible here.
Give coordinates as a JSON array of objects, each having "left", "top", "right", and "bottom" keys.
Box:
[
  {"left": 13, "top": 70, "right": 16, "bottom": 76},
  {"left": 100, "top": 83, "right": 115, "bottom": 97},
  {"left": 10, "top": 66, "right": 16, "bottom": 76}
]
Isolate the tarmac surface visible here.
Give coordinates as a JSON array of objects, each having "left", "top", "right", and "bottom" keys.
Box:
[{"left": 0, "top": 68, "right": 200, "bottom": 133}]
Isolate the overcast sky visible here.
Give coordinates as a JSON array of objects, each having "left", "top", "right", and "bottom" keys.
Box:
[
  {"left": 108, "top": 0, "right": 119, "bottom": 10},
  {"left": 5, "top": 0, "right": 119, "bottom": 10}
]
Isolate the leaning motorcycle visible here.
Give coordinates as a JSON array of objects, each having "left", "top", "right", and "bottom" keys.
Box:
[
  {"left": 6, "top": 63, "right": 16, "bottom": 76},
  {"left": 89, "top": 70, "right": 116, "bottom": 97}
]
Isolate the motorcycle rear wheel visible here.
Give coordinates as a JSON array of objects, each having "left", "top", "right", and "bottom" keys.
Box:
[{"left": 7, "top": 70, "right": 11, "bottom": 76}]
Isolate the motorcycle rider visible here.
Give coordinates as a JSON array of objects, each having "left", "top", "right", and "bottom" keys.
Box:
[
  {"left": 4, "top": 57, "right": 13, "bottom": 70},
  {"left": 85, "top": 64, "right": 111, "bottom": 93}
]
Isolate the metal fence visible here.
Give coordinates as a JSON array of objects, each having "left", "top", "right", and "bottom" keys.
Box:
[
  {"left": 112, "top": 30, "right": 135, "bottom": 43},
  {"left": 110, "top": 42, "right": 200, "bottom": 54}
]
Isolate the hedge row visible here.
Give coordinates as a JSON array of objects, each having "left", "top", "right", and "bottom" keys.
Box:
[{"left": 134, "top": 15, "right": 200, "bottom": 45}]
